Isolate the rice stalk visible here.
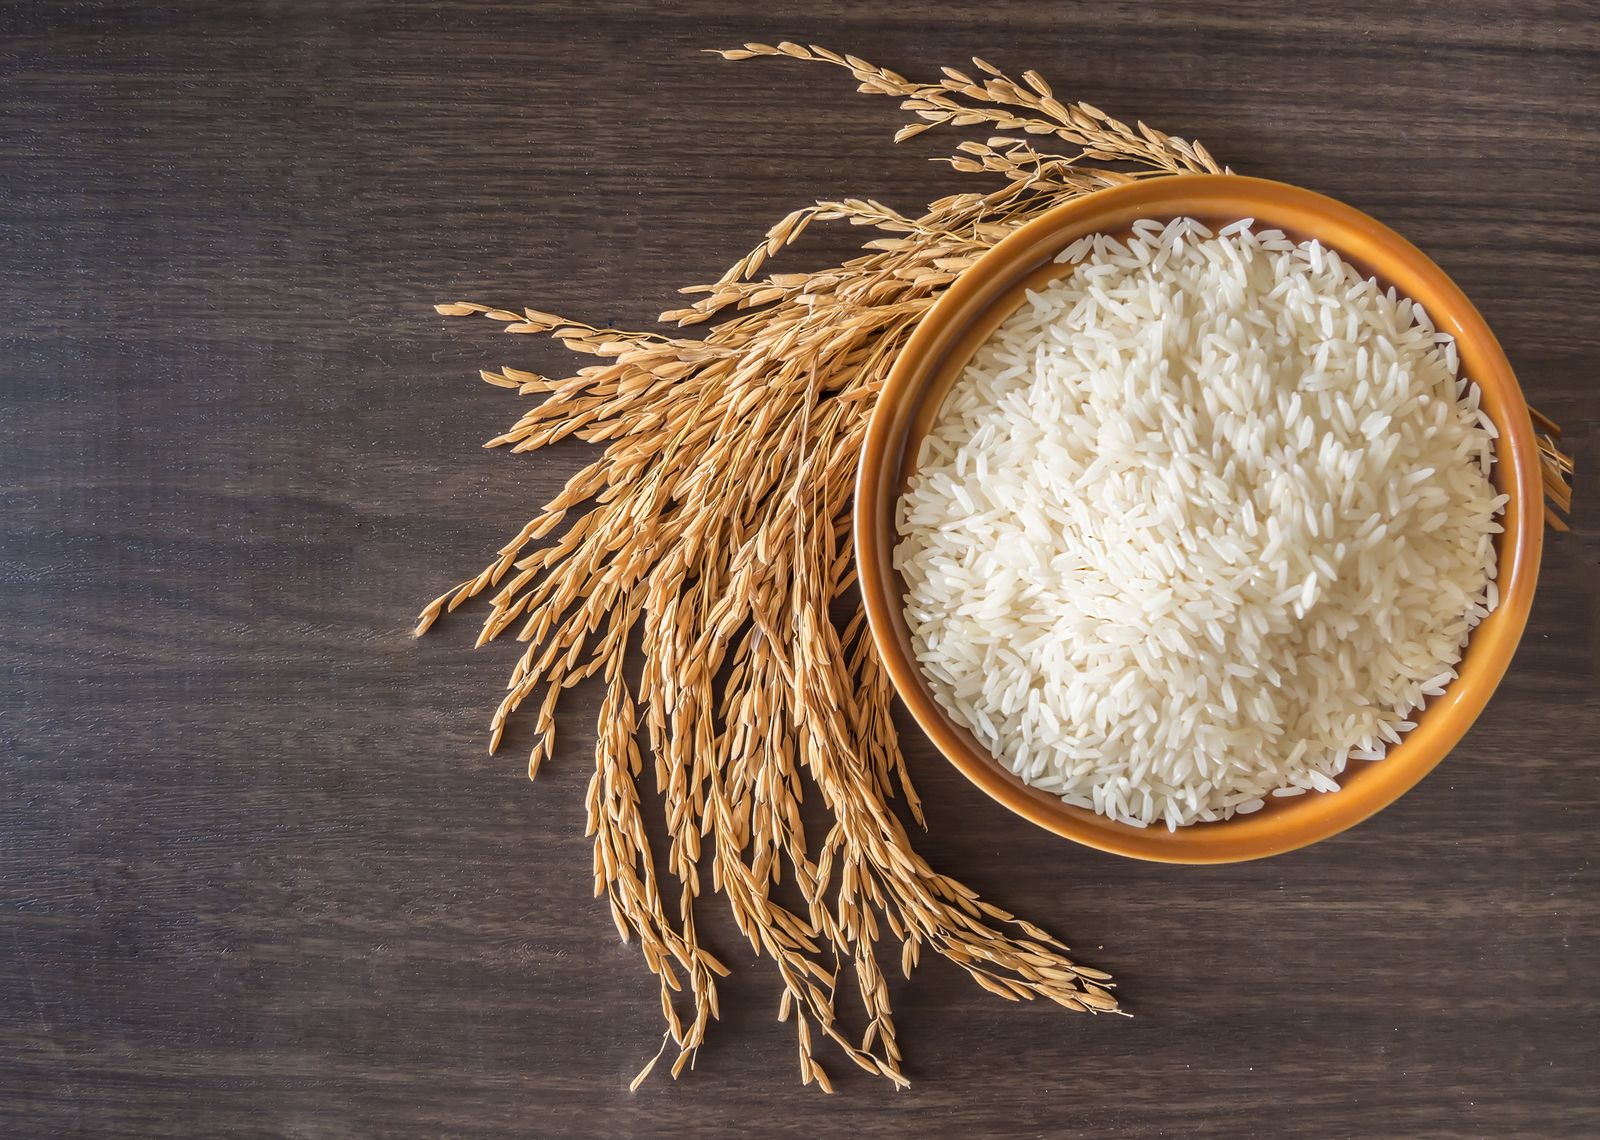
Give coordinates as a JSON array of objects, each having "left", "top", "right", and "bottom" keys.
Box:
[{"left": 418, "top": 43, "right": 1568, "bottom": 1088}]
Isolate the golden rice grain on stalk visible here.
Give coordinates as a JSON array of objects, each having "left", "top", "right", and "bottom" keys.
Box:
[
  {"left": 419, "top": 49, "right": 1196, "bottom": 1088},
  {"left": 421, "top": 46, "right": 1234, "bottom": 1090}
]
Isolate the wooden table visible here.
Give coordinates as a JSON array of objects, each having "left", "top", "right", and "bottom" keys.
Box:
[{"left": 4, "top": 3, "right": 1596, "bottom": 1135}]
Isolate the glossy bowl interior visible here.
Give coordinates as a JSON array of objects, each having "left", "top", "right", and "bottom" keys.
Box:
[{"left": 855, "top": 175, "right": 1543, "bottom": 863}]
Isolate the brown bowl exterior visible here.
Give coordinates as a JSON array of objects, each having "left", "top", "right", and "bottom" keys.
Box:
[{"left": 855, "top": 175, "right": 1543, "bottom": 864}]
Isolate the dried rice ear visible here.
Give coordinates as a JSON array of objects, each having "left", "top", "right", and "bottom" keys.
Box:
[
  {"left": 1529, "top": 407, "right": 1573, "bottom": 531},
  {"left": 417, "top": 42, "right": 1572, "bottom": 1090}
]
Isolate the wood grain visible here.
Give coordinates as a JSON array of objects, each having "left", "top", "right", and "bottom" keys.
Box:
[{"left": 1, "top": 1, "right": 1596, "bottom": 1136}]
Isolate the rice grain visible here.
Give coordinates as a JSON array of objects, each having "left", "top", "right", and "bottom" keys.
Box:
[{"left": 896, "top": 218, "right": 1506, "bottom": 829}]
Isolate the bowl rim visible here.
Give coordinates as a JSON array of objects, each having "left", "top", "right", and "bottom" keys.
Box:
[{"left": 854, "top": 173, "right": 1544, "bottom": 864}]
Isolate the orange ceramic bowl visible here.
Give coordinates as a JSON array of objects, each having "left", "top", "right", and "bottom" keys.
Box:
[{"left": 856, "top": 174, "right": 1543, "bottom": 864}]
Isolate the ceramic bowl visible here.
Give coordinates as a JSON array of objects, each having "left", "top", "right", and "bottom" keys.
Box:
[{"left": 855, "top": 174, "right": 1543, "bottom": 863}]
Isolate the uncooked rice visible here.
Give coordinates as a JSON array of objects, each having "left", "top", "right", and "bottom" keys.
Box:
[{"left": 894, "top": 216, "right": 1506, "bottom": 829}]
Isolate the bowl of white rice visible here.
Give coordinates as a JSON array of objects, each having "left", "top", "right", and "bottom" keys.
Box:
[{"left": 856, "top": 175, "right": 1543, "bottom": 863}]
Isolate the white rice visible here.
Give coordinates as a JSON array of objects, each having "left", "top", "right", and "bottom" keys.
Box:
[{"left": 893, "top": 217, "right": 1506, "bottom": 830}]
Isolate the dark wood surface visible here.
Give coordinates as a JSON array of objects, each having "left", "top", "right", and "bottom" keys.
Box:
[{"left": 3, "top": 2, "right": 1598, "bottom": 1136}]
